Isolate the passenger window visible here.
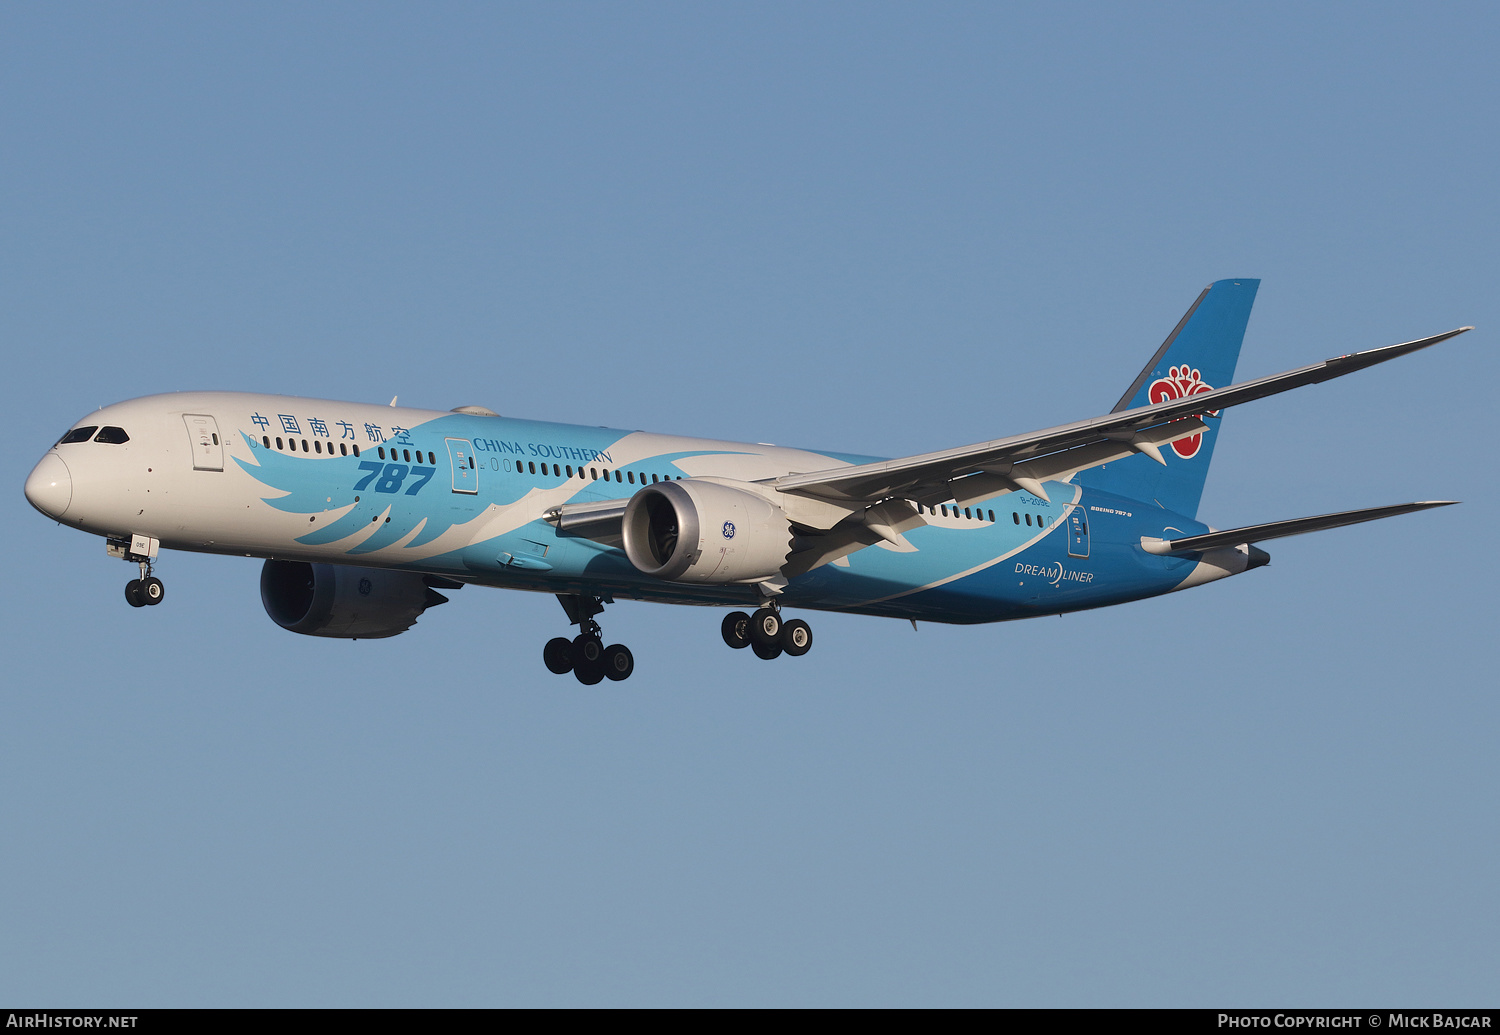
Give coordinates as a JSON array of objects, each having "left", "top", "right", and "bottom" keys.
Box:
[
  {"left": 1012, "top": 512, "right": 1019, "bottom": 524},
  {"left": 262, "top": 436, "right": 271, "bottom": 449},
  {"left": 988, "top": 510, "right": 995, "bottom": 522},
  {"left": 352, "top": 445, "right": 360, "bottom": 457},
  {"left": 469, "top": 456, "right": 475, "bottom": 469},
  {"left": 1026, "top": 513, "right": 1032, "bottom": 526},
  {"left": 58, "top": 426, "right": 99, "bottom": 445},
  {"left": 211, "top": 433, "right": 219, "bottom": 445},
  {"left": 340, "top": 443, "right": 348, "bottom": 456},
  {"left": 628, "top": 471, "right": 635, "bottom": 484},
  {"left": 94, "top": 427, "right": 130, "bottom": 444},
  {"left": 403, "top": 449, "right": 411, "bottom": 463},
  {"left": 554, "top": 464, "right": 561, "bottom": 477},
  {"left": 964, "top": 508, "right": 972, "bottom": 519},
  {"left": 276, "top": 437, "right": 284, "bottom": 450},
  {"left": 528, "top": 462, "right": 536, "bottom": 475},
  {"left": 314, "top": 440, "right": 322, "bottom": 454},
  {"left": 378, "top": 447, "right": 386, "bottom": 460},
  {"left": 651, "top": 474, "right": 658, "bottom": 483},
  {"left": 590, "top": 468, "right": 598, "bottom": 480},
  {"left": 302, "top": 439, "right": 309, "bottom": 452},
  {"left": 428, "top": 452, "right": 436, "bottom": 465}
]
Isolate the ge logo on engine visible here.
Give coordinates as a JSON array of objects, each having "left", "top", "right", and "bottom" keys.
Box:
[{"left": 722, "top": 521, "right": 736, "bottom": 539}]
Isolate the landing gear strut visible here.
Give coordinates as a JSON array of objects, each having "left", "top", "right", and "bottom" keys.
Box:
[
  {"left": 721, "top": 603, "right": 813, "bottom": 660},
  {"left": 544, "top": 593, "right": 634, "bottom": 684}
]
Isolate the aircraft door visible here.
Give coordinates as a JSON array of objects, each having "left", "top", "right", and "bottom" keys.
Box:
[
  {"left": 446, "top": 438, "right": 478, "bottom": 494},
  {"left": 1067, "top": 506, "right": 1090, "bottom": 558},
  {"left": 183, "top": 414, "right": 224, "bottom": 471}
]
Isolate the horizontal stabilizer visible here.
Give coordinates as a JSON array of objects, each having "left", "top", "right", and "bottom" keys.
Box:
[{"left": 1139, "top": 501, "right": 1458, "bottom": 555}]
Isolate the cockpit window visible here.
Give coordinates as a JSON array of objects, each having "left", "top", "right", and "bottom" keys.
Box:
[
  {"left": 58, "top": 426, "right": 98, "bottom": 445},
  {"left": 94, "top": 426, "right": 130, "bottom": 444}
]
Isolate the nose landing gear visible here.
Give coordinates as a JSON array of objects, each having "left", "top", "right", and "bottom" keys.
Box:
[
  {"left": 544, "top": 593, "right": 635, "bottom": 684},
  {"left": 721, "top": 605, "right": 813, "bottom": 660},
  {"left": 115, "top": 537, "right": 165, "bottom": 608}
]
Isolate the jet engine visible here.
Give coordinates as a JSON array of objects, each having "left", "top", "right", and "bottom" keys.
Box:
[
  {"left": 259, "top": 559, "right": 454, "bottom": 638},
  {"left": 622, "top": 479, "right": 793, "bottom": 584}
]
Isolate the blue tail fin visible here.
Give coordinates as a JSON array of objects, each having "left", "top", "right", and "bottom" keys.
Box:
[{"left": 1078, "top": 278, "right": 1259, "bottom": 518}]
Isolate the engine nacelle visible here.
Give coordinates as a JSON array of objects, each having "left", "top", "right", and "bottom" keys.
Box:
[
  {"left": 622, "top": 479, "right": 793, "bottom": 584},
  {"left": 260, "top": 560, "right": 450, "bottom": 639}
]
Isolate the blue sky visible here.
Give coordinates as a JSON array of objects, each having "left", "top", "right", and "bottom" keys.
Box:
[{"left": 2, "top": 2, "right": 1495, "bottom": 1006}]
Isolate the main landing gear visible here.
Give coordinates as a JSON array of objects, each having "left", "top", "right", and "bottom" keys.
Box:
[
  {"left": 124, "top": 560, "right": 165, "bottom": 608},
  {"left": 543, "top": 593, "right": 635, "bottom": 685},
  {"left": 721, "top": 604, "right": 812, "bottom": 660}
]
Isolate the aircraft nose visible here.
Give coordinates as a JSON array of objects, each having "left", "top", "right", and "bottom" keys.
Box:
[{"left": 25, "top": 453, "right": 72, "bottom": 519}]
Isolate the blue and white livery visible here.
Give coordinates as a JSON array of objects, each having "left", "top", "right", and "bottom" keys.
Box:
[{"left": 24, "top": 280, "right": 1470, "bottom": 683}]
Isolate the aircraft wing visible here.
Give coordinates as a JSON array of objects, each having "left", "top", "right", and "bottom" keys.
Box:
[
  {"left": 773, "top": 327, "right": 1472, "bottom": 506},
  {"left": 1139, "top": 501, "right": 1458, "bottom": 556}
]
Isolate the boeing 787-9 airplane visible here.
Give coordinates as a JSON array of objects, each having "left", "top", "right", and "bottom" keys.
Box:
[{"left": 24, "top": 279, "right": 1469, "bottom": 683}]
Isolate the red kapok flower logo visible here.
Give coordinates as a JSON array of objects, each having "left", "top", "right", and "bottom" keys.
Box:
[{"left": 1148, "top": 365, "right": 1218, "bottom": 459}]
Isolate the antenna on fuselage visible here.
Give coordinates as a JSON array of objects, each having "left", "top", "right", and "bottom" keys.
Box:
[{"left": 389, "top": 396, "right": 398, "bottom": 407}]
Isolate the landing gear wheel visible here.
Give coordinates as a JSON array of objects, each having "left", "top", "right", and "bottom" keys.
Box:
[
  {"left": 124, "top": 579, "right": 146, "bottom": 608},
  {"left": 751, "top": 639, "right": 783, "bottom": 660},
  {"left": 749, "top": 607, "right": 782, "bottom": 648},
  {"left": 572, "top": 634, "right": 605, "bottom": 684},
  {"left": 721, "top": 611, "right": 752, "bottom": 649},
  {"left": 603, "top": 644, "right": 634, "bottom": 681},
  {"left": 781, "top": 619, "right": 813, "bottom": 657},
  {"left": 573, "top": 634, "right": 603, "bottom": 666},
  {"left": 141, "top": 577, "right": 165, "bottom": 605},
  {"left": 543, "top": 637, "right": 575, "bottom": 675}
]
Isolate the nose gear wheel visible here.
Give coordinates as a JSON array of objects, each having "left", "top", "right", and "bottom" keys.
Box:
[{"left": 123, "top": 557, "right": 165, "bottom": 608}]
